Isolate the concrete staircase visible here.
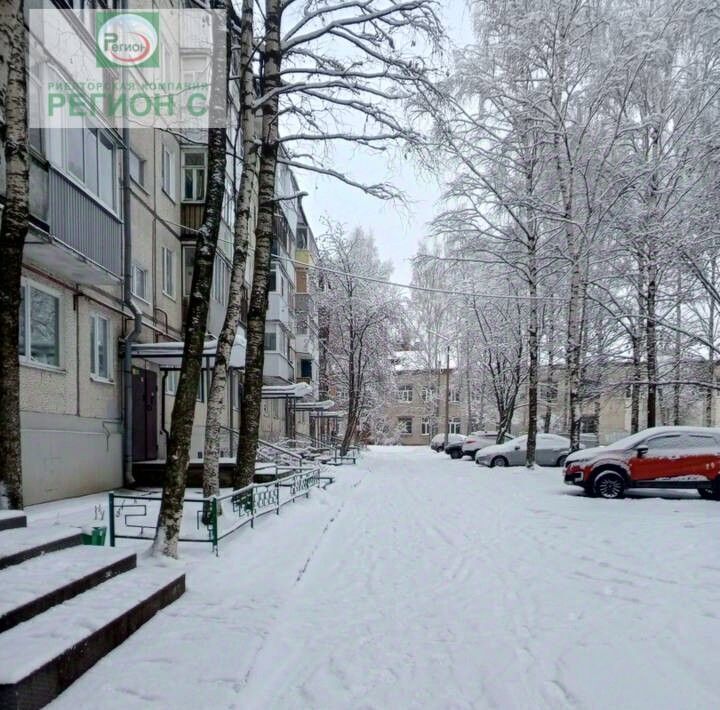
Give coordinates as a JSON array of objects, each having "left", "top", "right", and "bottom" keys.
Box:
[{"left": 0, "top": 513, "right": 185, "bottom": 709}]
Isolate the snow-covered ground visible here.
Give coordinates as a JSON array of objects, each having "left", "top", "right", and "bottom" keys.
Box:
[{"left": 39, "top": 446, "right": 720, "bottom": 709}]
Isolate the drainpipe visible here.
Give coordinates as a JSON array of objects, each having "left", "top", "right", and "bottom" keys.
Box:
[
  {"left": 122, "top": 125, "right": 142, "bottom": 487},
  {"left": 120, "top": 18, "right": 141, "bottom": 487}
]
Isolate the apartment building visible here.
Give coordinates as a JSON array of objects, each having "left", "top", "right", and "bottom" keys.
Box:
[
  {"left": 13, "top": 3, "right": 320, "bottom": 502},
  {"left": 380, "top": 351, "right": 466, "bottom": 446}
]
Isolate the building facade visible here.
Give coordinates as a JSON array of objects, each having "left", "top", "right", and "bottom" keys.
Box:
[{"left": 11, "top": 2, "right": 321, "bottom": 503}]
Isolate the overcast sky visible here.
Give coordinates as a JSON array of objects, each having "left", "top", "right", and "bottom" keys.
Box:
[{"left": 298, "top": 2, "right": 475, "bottom": 285}]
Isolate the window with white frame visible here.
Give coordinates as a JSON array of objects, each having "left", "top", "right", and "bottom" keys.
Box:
[
  {"left": 129, "top": 150, "right": 146, "bottom": 187},
  {"left": 19, "top": 280, "right": 61, "bottom": 368},
  {"left": 161, "top": 247, "right": 176, "bottom": 298},
  {"left": 264, "top": 331, "right": 277, "bottom": 351},
  {"left": 165, "top": 370, "right": 178, "bottom": 395},
  {"left": 398, "top": 417, "right": 413, "bottom": 435},
  {"left": 449, "top": 387, "right": 461, "bottom": 403},
  {"left": 421, "top": 417, "right": 431, "bottom": 436},
  {"left": 182, "top": 151, "right": 206, "bottom": 202},
  {"left": 132, "top": 264, "right": 149, "bottom": 302},
  {"left": 398, "top": 384, "right": 413, "bottom": 402},
  {"left": 449, "top": 418, "right": 462, "bottom": 434},
  {"left": 45, "top": 102, "right": 118, "bottom": 210},
  {"left": 212, "top": 257, "right": 228, "bottom": 305},
  {"left": 90, "top": 313, "right": 111, "bottom": 380},
  {"left": 161, "top": 144, "right": 176, "bottom": 199},
  {"left": 183, "top": 246, "right": 195, "bottom": 297},
  {"left": 421, "top": 385, "right": 435, "bottom": 402}
]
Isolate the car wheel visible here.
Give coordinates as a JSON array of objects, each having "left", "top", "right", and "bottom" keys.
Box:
[
  {"left": 491, "top": 456, "right": 508, "bottom": 467},
  {"left": 593, "top": 471, "right": 625, "bottom": 499},
  {"left": 698, "top": 488, "right": 715, "bottom": 500},
  {"left": 450, "top": 449, "right": 462, "bottom": 459},
  {"left": 556, "top": 454, "right": 567, "bottom": 467}
]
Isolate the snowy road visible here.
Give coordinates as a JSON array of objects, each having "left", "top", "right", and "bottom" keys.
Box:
[{"left": 50, "top": 446, "right": 720, "bottom": 709}]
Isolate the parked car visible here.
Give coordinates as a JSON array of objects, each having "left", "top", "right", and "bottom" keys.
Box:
[
  {"left": 443, "top": 435, "right": 470, "bottom": 459},
  {"left": 564, "top": 426, "right": 720, "bottom": 499},
  {"left": 462, "top": 431, "right": 514, "bottom": 458},
  {"left": 432, "top": 433, "right": 466, "bottom": 453},
  {"left": 557, "top": 432, "right": 600, "bottom": 449},
  {"left": 475, "top": 433, "right": 571, "bottom": 467}
]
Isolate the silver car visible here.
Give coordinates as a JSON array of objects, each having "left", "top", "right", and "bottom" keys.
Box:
[{"left": 475, "top": 434, "right": 571, "bottom": 467}]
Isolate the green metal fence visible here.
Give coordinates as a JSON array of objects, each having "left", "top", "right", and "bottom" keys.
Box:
[{"left": 109, "top": 465, "right": 334, "bottom": 554}]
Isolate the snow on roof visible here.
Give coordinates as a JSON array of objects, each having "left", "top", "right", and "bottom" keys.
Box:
[
  {"left": 261, "top": 383, "right": 313, "bottom": 399},
  {"left": 132, "top": 332, "right": 247, "bottom": 369},
  {"left": 296, "top": 399, "right": 335, "bottom": 411}
]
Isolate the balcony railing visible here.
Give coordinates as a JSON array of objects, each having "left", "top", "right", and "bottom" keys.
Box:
[{"left": 47, "top": 169, "right": 122, "bottom": 278}]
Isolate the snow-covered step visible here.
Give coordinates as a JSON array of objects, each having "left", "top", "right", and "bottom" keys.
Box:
[
  {"left": 0, "top": 565, "right": 185, "bottom": 710},
  {"left": 0, "top": 546, "right": 137, "bottom": 633},
  {"left": 0, "top": 511, "right": 27, "bottom": 532},
  {"left": 0, "top": 525, "right": 82, "bottom": 571}
]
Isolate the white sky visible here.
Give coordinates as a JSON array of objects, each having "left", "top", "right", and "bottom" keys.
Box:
[{"left": 298, "top": 2, "right": 475, "bottom": 284}]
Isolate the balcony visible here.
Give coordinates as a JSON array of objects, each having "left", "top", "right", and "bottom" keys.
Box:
[
  {"left": 263, "top": 351, "right": 295, "bottom": 383},
  {"left": 181, "top": 203, "right": 204, "bottom": 238},
  {"left": 25, "top": 168, "right": 122, "bottom": 285}
]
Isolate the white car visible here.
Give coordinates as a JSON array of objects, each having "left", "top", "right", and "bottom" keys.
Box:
[
  {"left": 462, "top": 431, "right": 514, "bottom": 457},
  {"left": 475, "top": 434, "right": 572, "bottom": 467}
]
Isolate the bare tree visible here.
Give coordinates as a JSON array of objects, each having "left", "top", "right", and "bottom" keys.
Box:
[
  {"left": 233, "top": 0, "right": 444, "bottom": 487},
  {"left": 153, "top": 4, "right": 229, "bottom": 558},
  {"left": 319, "top": 226, "right": 399, "bottom": 456},
  {"left": 202, "top": 0, "right": 257, "bottom": 503},
  {"left": 0, "top": 0, "right": 28, "bottom": 510}
]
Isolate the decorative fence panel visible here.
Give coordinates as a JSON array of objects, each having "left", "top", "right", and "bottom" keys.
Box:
[{"left": 108, "top": 466, "right": 333, "bottom": 553}]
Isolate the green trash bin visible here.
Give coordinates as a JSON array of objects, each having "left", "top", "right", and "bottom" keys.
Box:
[{"left": 81, "top": 526, "right": 107, "bottom": 546}]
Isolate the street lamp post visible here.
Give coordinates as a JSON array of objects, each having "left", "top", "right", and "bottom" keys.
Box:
[{"left": 444, "top": 343, "right": 450, "bottom": 448}]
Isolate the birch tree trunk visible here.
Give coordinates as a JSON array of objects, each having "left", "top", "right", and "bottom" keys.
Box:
[
  {"left": 203, "top": 0, "right": 256, "bottom": 501},
  {"left": 0, "top": 0, "right": 28, "bottom": 510},
  {"left": 153, "top": 5, "right": 228, "bottom": 557},
  {"left": 234, "top": 0, "right": 282, "bottom": 489}
]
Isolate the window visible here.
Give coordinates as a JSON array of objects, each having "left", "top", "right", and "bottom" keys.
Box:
[
  {"left": 398, "top": 417, "right": 413, "bottom": 435},
  {"left": 132, "top": 264, "right": 149, "bottom": 302},
  {"left": 90, "top": 313, "right": 111, "bottom": 380},
  {"left": 449, "top": 418, "right": 462, "bottom": 435},
  {"left": 183, "top": 151, "right": 206, "bottom": 201},
  {"left": 398, "top": 385, "right": 413, "bottom": 402},
  {"left": 421, "top": 417, "right": 431, "bottom": 436},
  {"left": 543, "top": 383, "right": 558, "bottom": 402},
  {"left": 161, "top": 145, "right": 176, "bottom": 199},
  {"left": 683, "top": 435, "right": 718, "bottom": 448},
  {"left": 212, "top": 257, "right": 227, "bottom": 305},
  {"left": 264, "top": 332, "right": 277, "bottom": 351},
  {"left": 300, "top": 359, "right": 312, "bottom": 379},
  {"left": 421, "top": 386, "right": 435, "bottom": 402},
  {"left": 268, "top": 266, "right": 277, "bottom": 293},
  {"left": 165, "top": 370, "right": 178, "bottom": 395},
  {"left": 129, "top": 150, "right": 145, "bottom": 187},
  {"left": 162, "top": 247, "right": 176, "bottom": 298},
  {"left": 296, "top": 269, "right": 308, "bottom": 294},
  {"left": 449, "top": 388, "right": 460, "bottom": 404},
  {"left": 19, "top": 281, "right": 60, "bottom": 367},
  {"left": 183, "top": 246, "right": 195, "bottom": 297},
  {"left": 646, "top": 435, "right": 681, "bottom": 450}
]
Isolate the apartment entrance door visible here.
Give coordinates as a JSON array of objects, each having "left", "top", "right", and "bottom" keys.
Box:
[{"left": 132, "top": 368, "right": 159, "bottom": 461}]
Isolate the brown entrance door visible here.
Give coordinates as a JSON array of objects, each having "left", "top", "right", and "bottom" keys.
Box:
[{"left": 132, "top": 368, "right": 158, "bottom": 461}]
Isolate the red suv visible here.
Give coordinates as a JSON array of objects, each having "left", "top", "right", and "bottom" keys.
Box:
[{"left": 564, "top": 426, "right": 720, "bottom": 499}]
